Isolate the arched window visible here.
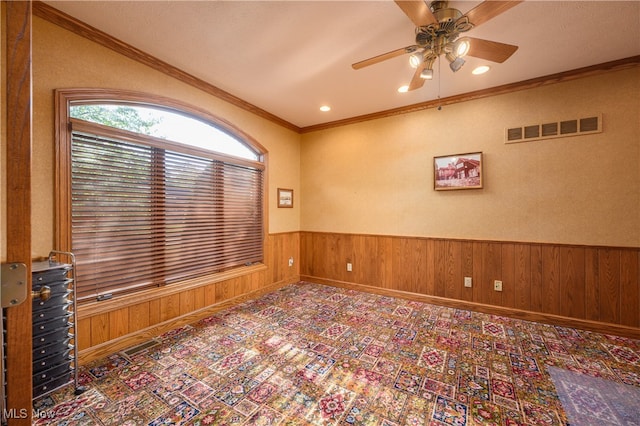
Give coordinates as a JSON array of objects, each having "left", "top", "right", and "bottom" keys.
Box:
[
  {"left": 69, "top": 103, "right": 260, "bottom": 160},
  {"left": 56, "top": 90, "right": 266, "bottom": 302}
]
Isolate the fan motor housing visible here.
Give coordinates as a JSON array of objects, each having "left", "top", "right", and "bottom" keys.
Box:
[
  {"left": 430, "top": 1, "right": 462, "bottom": 22},
  {"left": 434, "top": 7, "right": 462, "bottom": 24}
]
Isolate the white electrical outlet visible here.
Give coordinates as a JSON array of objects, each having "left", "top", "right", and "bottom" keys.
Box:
[
  {"left": 346, "top": 262, "right": 353, "bottom": 272},
  {"left": 494, "top": 280, "right": 503, "bottom": 292},
  {"left": 288, "top": 257, "right": 294, "bottom": 267},
  {"left": 464, "top": 277, "right": 472, "bottom": 288}
]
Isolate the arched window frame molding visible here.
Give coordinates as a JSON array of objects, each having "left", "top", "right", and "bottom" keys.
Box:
[{"left": 55, "top": 88, "right": 269, "bottom": 308}]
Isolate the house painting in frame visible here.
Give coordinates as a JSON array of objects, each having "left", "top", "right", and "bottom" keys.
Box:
[{"left": 434, "top": 152, "right": 483, "bottom": 190}]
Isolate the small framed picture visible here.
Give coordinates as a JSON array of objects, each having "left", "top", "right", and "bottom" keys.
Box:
[
  {"left": 277, "top": 188, "right": 294, "bottom": 208},
  {"left": 434, "top": 152, "right": 483, "bottom": 190}
]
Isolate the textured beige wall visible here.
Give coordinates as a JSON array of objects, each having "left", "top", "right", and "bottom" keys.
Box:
[
  {"left": 29, "top": 17, "right": 301, "bottom": 258},
  {"left": 5, "top": 15, "right": 639, "bottom": 261},
  {"left": 300, "top": 68, "right": 640, "bottom": 247}
]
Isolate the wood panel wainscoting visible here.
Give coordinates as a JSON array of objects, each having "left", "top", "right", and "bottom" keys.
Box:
[
  {"left": 76, "top": 232, "right": 299, "bottom": 364},
  {"left": 300, "top": 231, "right": 640, "bottom": 339},
  {"left": 75, "top": 230, "right": 639, "bottom": 364}
]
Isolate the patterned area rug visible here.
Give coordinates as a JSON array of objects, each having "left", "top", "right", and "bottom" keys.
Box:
[
  {"left": 548, "top": 366, "right": 640, "bottom": 425},
  {"left": 35, "top": 282, "right": 640, "bottom": 425}
]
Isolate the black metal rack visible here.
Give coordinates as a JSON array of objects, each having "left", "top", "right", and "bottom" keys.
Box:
[{"left": 31, "top": 251, "right": 84, "bottom": 400}]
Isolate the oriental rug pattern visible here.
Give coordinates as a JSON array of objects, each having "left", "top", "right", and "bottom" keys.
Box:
[
  {"left": 35, "top": 282, "right": 640, "bottom": 425},
  {"left": 547, "top": 365, "right": 640, "bottom": 425}
]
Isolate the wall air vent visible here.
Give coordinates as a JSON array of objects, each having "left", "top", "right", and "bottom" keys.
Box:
[
  {"left": 505, "top": 114, "right": 602, "bottom": 144},
  {"left": 580, "top": 116, "right": 599, "bottom": 132},
  {"left": 541, "top": 122, "right": 558, "bottom": 137},
  {"left": 524, "top": 125, "right": 540, "bottom": 139},
  {"left": 122, "top": 339, "right": 160, "bottom": 357},
  {"left": 560, "top": 119, "right": 578, "bottom": 135},
  {"left": 507, "top": 127, "right": 522, "bottom": 141}
]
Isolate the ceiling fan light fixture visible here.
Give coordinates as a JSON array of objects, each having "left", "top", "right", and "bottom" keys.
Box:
[
  {"left": 454, "top": 37, "right": 471, "bottom": 57},
  {"left": 446, "top": 52, "right": 465, "bottom": 72},
  {"left": 351, "top": 0, "right": 522, "bottom": 91},
  {"left": 420, "top": 68, "right": 434, "bottom": 80},
  {"left": 409, "top": 51, "right": 424, "bottom": 68}
]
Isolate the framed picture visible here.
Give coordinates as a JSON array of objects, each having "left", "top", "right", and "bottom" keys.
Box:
[
  {"left": 434, "top": 152, "right": 483, "bottom": 190},
  {"left": 277, "top": 188, "right": 294, "bottom": 208}
]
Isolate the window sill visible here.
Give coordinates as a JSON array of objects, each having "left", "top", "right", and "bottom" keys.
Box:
[{"left": 76, "top": 263, "right": 267, "bottom": 318}]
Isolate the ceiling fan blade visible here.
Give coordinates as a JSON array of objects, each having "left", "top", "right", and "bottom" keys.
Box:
[
  {"left": 395, "top": 0, "right": 437, "bottom": 27},
  {"left": 466, "top": 37, "right": 518, "bottom": 63},
  {"left": 464, "top": 0, "right": 522, "bottom": 28},
  {"left": 408, "top": 63, "right": 427, "bottom": 91},
  {"left": 352, "top": 45, "right": 418, "bottom": 70}
]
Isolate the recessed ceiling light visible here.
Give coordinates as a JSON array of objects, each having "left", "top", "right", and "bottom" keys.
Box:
[
  {"left": 398, "top": 85, "right": 409, "bottom": 93},
  {"left": 472, "top": 65, "right": 490, "bottom": 75},
  {"left": 319, "top": 105, "right": 331, "bottom": 112}
]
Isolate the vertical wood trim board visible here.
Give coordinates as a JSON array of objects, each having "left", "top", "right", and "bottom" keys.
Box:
[{"left": 5, "top": 1, "right": 34, "bottom": 423}]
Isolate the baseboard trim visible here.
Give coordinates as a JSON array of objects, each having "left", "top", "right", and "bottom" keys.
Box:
[
  {"left": 77, "top": 277, "right": 298, "bottom": 365},
  {"left": 300, "top": 275, "right": 640, "bottom": 339}
]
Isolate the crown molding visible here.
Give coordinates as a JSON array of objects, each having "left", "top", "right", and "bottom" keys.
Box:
[
  {"left": 300, "top": 56, "right": 640, "bottom": 133},
  {"left": 32, "top": 1, "right": 302, "bottom": 134}
]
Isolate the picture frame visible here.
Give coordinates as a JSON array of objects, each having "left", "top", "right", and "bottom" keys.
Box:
[
  {"left": 277, "top": 188, "right": 294, "bottom": 208},
  {"left": 434, "top": 152, "right": 483, "bottom": 190}
]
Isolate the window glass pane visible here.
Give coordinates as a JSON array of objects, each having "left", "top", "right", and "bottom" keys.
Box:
[{"left": 70, "top": 104, "right": 259, "bottom": 161}]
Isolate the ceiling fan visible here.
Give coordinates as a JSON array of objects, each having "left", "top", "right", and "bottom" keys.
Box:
[{"left": 353, "top": 0, "right": 522, "bottom": 91}]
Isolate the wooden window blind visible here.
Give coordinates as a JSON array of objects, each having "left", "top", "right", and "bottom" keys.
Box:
[{"left": 70, "top": 121, "right": 264, "bottom": 301}]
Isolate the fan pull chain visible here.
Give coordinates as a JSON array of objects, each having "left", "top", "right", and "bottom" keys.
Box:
[{"left": 437, "top": 56, "right": 442, "bottom": 111}]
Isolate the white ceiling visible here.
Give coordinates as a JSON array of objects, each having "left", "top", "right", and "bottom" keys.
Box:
[{"left": 43, "top": 1, "right": 640, "bottom": 129}]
